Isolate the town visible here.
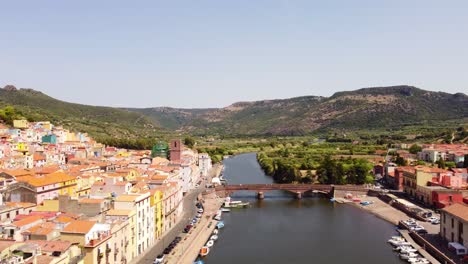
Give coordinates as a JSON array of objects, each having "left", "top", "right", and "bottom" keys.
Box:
[
  {"left": 0, "top": 119, "right": 214, "bottom": 264},
  {"left": 0, "top": 118, "right": 467, "bottom": 264}
]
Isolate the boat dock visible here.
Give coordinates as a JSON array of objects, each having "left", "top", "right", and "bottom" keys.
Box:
[{"left": 398, "top": 229, "right": 441, "bottom": 264}]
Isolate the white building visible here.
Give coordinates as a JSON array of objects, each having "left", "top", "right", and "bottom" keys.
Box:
[{"left": 198, "top": 153, "right": 212, "bottom": 177}]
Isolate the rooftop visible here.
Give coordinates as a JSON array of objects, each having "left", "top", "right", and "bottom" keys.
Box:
[
  {"left": 61, "top": 220, "right": 96, "bottom": 234},
  {"left": 442, "top": 203, "right": 468, "bottom": 222}
]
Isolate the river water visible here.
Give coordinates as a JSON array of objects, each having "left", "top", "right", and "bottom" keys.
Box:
[{"left": 204, "top": 153, "right": 403, "bottom": 264}]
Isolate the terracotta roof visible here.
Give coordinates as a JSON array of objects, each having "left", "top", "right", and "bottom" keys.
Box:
[
  {"left": 55, "top": 215, "right": 74, "bottom": 223},
  {"left": 79, "top": 198, "right": 104, "bottom": 204},
  {"left": 442, "top": 203, "right": 468, "bottom": 222},
  {"left": 107, "top": 209, "right": 132, "bottom": 216},
  {"left": 26, "top": 255, "right": 55, "bottom": 264},
  {"left": 33, "top": 153, "right": 46, "bottom": 161},
  {"left": 25, "top": 240, "right": 71, "bottom": 253},
  {"left": 13, "top": 215, "right": 43, "bottom": 228},
  {"left": 17, "top": 172, "right": 76, "bottom": 187},
  {"left": 1, "top": 169, "right": 33, "bottom": 177},
  {"left": 62, "top": 220, "right": 95, "bottom": 234},
  {"left": 0, "top": 241, "right": 15, "bottom": 252},
  {"left": 115, "top": 194, "right": 139, "bottom": 202},
  {"left": 5, "top": 202, "right": 36, "bottom": 208},
  {"left": 26, "top": 222, "right": 56, "bottom": 236},
  {"left": 114, "top": 181, "right": 129, "bottom": 186}
]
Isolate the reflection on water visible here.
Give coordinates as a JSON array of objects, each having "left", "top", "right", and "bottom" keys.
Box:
[{"left": 204, "top": 153, "right": 403, "bottom": 264}]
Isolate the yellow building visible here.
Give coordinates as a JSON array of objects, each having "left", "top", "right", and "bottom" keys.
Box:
[
  {"left": 36, "top": 199, "right": 59, "bottom": 212},
  {"left": 55, "top": 172, "right": 78, "bottom": 197},
  {"left": 149, "top": 189, "right": 164, "bottom": 239},
  {"left": 106, "top": 209, "right": 137, "bottom": 262},
  {"left": 13, "top": 119, "right": 28, "bottom": 129},
  {"left": 60, "top": 220, "right": 112, "bottom": 264},
  {"left": 16, "top": 142, "right": 29, "bottom": 152},
  {"left": 402, "top": 167, "right": 433, "bottom": 197}
]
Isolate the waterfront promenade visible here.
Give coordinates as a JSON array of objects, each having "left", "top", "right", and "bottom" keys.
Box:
[{"left": 166, "top": 192, "right": 223, "bottom": 264}]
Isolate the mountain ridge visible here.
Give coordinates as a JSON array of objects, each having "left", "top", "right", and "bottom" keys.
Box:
[{"left": 1, "top": 85, "right": 467, "bottom": 137}]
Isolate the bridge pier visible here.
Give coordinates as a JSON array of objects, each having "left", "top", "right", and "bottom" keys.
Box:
[
  {"left": 295, "top": 192, "right": 302, "bottom": 199},
  {"left": 257, "top": 192, "right": 264, "bottom": 200}
]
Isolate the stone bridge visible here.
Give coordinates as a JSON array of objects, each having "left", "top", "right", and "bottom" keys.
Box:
[{"left": 215, "top": 184, "right": 370, "bottom": 199}]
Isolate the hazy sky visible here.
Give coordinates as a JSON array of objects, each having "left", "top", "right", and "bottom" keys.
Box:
[{"left": 1, "top": 1, "right": 467, "bottom": 108}]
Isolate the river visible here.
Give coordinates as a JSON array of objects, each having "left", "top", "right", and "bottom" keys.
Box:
[{"left": 203, "top": 153, "right": 403, "bottom": 264}]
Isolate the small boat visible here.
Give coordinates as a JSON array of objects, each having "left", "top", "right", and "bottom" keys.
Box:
[
  {"left": 199, "top": 246, "right": 210, "bottom": 257},
  {"left": 206, "top": 240, "right": 214, "bottom": 247},
  {"left": 360, "top": 201, "right": 373, "bottom": 206},
  {"left": 216, "top": 221, "right": 225, "bottom": 229},
  {"left": 221, "top": 208, "right": 231, "bottom": 212},
  {"left": 210, "top": 235, "right": 218, "bottom": 241},
  {"left": 212, "top": 229, "right": 219, "bottom": 235},
  {"left": 400, "top": 252, "right": 419, "bottom": 260},
  {"left": 194, "top": 260, "right": 204, "bottom": 264},
  {"left": 330, "top": 198, "right": 336, "bottom": 203},
  {"left": 214, "top": 215, "right": 222, "bottom": 221}
]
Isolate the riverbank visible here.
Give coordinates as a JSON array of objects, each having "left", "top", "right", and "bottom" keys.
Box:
[
  {"left": 167, "top": 192, "right": 224, "bottom": 264},
  {"left": 341, "top": 196, "right": 439, "bottom": 234}
]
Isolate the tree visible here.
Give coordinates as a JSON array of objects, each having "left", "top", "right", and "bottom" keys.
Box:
[
  {"left": 184, "top": 137, "right": 195, "bottom": 148},
  {"left": 409, "top": 144, "right": 422, "bottom": 154},
  {"left": 436, "top": 157, "right": 446, "bottom": 169},
  {"left": 395, "top": 154, "right": 407, "bottom": 166}
]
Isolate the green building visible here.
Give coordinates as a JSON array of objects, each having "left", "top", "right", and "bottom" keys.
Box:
[{"left": 151, "top": 141, "right": 169, "bottom": 158}]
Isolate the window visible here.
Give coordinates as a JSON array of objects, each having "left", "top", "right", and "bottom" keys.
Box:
[
  {"left": 443, "top": 213, "right": 446, "bottom": 224},
  {"left": 451, "top": 218, "right": 454, "bottom": 228},
  {"left": 449, "top": 195, "right": 453, "bottom": 202}
]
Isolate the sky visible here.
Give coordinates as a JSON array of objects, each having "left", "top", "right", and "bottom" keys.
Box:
[{"left": 1, "top": 1, "right": 467, "bottom": 108}]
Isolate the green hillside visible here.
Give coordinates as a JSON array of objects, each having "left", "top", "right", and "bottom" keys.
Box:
[{"left": 0, "top": 86, "right": 165, "bottom": 141}]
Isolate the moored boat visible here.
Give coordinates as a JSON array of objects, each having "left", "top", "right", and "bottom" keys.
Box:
[
  {"left": 210, "top": 235, "right": 218, "bottom": 241},
  {"left": 206, "top": 240, "right": 215, "bottom": 247},
  {"left": 221, "top": 208, "right": 231, "bottom": 212},
  {"left": 212, "top": 229, "right": 219, "bottom": 235},
  {"left": 216, "top": 221, "right": 225, "bottom": 229},
  {"left": 199, "top": 247, "right": 210, "bottom": 257}
]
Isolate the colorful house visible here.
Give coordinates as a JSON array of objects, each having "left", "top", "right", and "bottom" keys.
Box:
[
  {"left": 9, "top": 172, "right": 77, "bottom": 204},
  {"left": 13, "top": 120, "right": 28, "bottom": 129},
  {"left": 149, "top": 189, "right": 164, "bottom": 239},
  {"left": 41, "top": 134, "right": 57, "bottom": 144}
]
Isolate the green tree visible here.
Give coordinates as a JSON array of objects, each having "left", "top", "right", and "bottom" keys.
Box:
[
  {"left": 395, "top": 154, "right": 407, "bottom": 166},
  {"left": 409, "top": 144, "right": 422, "bottom": 154},
  {"left": 436, "top": 158, "right": 446, "bottom": 169},
  {"left": 184, "top": 137, "right": 195, "bottom": 148}
]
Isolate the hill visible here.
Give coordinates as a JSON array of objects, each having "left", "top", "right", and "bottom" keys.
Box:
[
  {"left": 130, "top": 86, "right": 468, "bottom": 136},
  {"left": 1, "top": 85, "right": 467, "bottom": 141},
  {"left": 0, "top": 86, "right": 165, "bottom": 141}
]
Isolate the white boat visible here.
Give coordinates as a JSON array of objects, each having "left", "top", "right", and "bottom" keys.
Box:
[
  {"left": 400, "top": 252, "right": 419, "bottom": 260},
  {"left": 206, "top": 240, "right": 214, "bottom": 247},
  {"left": 214, "top": 215, "right": 222, "bottom": 221},
  {"left": 210, "top": 235, "right": 218, "bottom": 241},
  {"left": 212, "top": 229, "right": 219, "bottom": 235},
  {"left": 391, "top": 240, "right": 411, "bottom": 247},
  {"left": 400, "top": 247, "right": 418, "bottom": 254},
  {"left": 221, "top": 208, "right": 230, "bottom": 212}
]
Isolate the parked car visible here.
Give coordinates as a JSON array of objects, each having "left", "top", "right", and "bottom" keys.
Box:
[{"left": 154, "top": 254, "right": 165, "bottom": 264}]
